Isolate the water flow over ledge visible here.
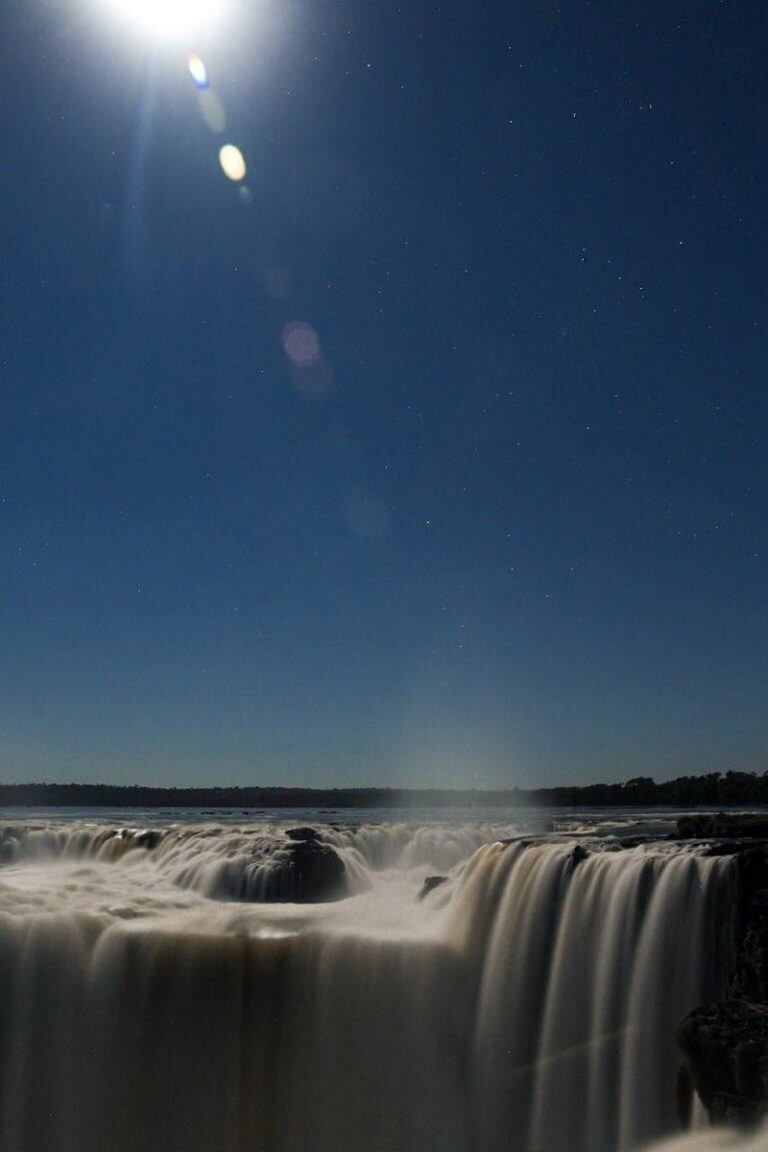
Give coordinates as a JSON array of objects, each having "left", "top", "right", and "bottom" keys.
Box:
[{"left": 0, "top": 819, "right": 738, "bottom": 1152}]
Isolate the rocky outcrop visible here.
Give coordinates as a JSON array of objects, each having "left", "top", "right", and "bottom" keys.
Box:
[
  {"left": 678, "top": 1001, "right": 768, "bottom": 1125},
  {"left": 278, "top": 831, "right": 348, "bottom": 902},
  {"left": 729, "top": 849, "right": 768, "bottom": 1003},
  {"left": 203, "top": 828, "right": 349, "bottom": 903},
  {"left": 419, "top": 875, "right": 448, "bottom": 900},
  {"left": 677, "top": 814, "right": 768, "bottom": 840},
  {"left": 677, "top": 836, "right": 768, "bottom": 1124},
  {"left": 285, "top": 826, "right": 322, "bottom": 843}
]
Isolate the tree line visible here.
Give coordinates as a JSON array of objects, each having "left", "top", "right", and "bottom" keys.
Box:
[{"left": 0, "top": 771, "right": 766, "bottom": 809}]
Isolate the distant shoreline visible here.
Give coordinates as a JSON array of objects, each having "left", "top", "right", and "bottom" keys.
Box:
[{"left": 0, "top": 772, "right": 766, "bottom": 808}]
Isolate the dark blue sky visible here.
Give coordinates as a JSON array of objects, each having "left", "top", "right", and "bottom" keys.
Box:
[{"left": 0, "top": 0, "right": 765, "bottom": 787}]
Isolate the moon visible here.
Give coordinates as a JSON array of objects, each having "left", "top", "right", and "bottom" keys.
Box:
[{"left": 102, "top": 0, "right": 224, "bottom": 41}]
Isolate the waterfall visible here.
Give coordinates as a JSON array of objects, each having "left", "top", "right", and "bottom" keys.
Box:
[
  {"left": 451, "top": 841, "right": 734, "bottom": 1152},
  {"left": 636, "top": 1125, "right": 768, "bottom": 1152},
  {"left": 0, "top": 820, "right": 737, "bottom": 1152}
]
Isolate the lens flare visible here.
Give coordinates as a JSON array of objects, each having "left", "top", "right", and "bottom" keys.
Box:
[
  {"left": 197, "top": 89, "right": 226, "bottom": 132},
  {"left": 219, "top": 144, "right": 247, "bottom": 181},
  {"left": 282, "top": 321, "right": 321, "bottom": 367},
  {"left": 187, "top": 55, "right": 209, "bottom": 89}
]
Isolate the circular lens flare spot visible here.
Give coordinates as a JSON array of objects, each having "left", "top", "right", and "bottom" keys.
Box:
[
  {"left": 219, "top": 144, "right": 247, "bottom": 182},
  {"left": 188, "top": 55, "right": 209, "bottom": 89},
  {"left": 282, "top": 321, "right": 321, "bottom": 367}
]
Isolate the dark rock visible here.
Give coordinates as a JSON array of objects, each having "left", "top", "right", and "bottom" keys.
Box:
[
  {"left": 677, "top": 814, "right": 768, "bottom": 840},
  {"left": 676, "top": 837, "right": 768, "bottom": 1124},
  {"left": 210, "top": 829, "right": 348, "bottom": 904},
  {"left": 419, "top": 875, "right": 448, "bottom": 900},
  {"left": 205, "top": 835, "right": 349, "bottom": 904},
  {"left": 678, "top": 1000, "right": 768, "bottom": 1125},
  {"left": 135, "top": 829, "right": 163, "bottom": 850},
  {"left": 284, "top": 826, "right": 322, "bottom": 843},
  {"left": 279, "top": 838, "right": 347, "bottom": 902},
  {"left": 730, "top": 849, "right": 768, "bottom": 1003},
  {"left": 0, "top": 838, "right": 18, "bottom": 863}
]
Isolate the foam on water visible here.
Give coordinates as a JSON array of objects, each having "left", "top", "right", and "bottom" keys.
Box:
[{"left": 642, "top": 1127, "right": 768, "bottom": 1152}]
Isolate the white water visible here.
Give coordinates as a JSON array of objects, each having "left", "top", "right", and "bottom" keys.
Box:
[
  {"left": 642, "top": 1126, "right": 768, "bottom": 1152},
  {"left": 0, "top": 813, "right": 740, "bottom": 1152}
]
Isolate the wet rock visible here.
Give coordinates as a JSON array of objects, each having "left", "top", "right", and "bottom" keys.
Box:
[
  {"left": 201, "top": 831, "right": 349, "bottom": 904},
  {"left": 284, "top": 827, "right": 322, "bottom": 843},
  {"left": 678, "top": 1000, "right": 768, "bottom": 1125},
  {"left": 729, "top": 849, "right": 768, "bottom": 1003},
  {"left": 677, "top": 840, "right": 768, "bottom": 1124},
  {"left": 135, "top": 829, "right": 163, "bottom": 850},
  {"left": 419, "top": 875, "right": 448, "bottom": 900},
  {"left": 0, "top": 837, "right": 18, "bottom": 863},
  {"left": 274, "top": 834, "right": 347, "bottom": 902},
  {"left": 677, "top": 814, "right": 768, "bottom": 840}
]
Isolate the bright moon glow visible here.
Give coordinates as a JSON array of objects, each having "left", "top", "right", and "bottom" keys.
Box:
[
  {"left": 219, "top": 144, "right": 247, "bottom": 181},
  {"left": 103, "top": 0, "right": 224, "bottom": 41}
]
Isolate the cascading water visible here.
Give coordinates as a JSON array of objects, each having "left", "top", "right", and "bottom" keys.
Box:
[
  {"left": 0, "top": 815, "right": 738, "bottom": 1152},
  {"left": 636, "top": 1125, "right": 768, "bottom": 1152},
  {"left": 452, "top": 841, "right": 734, "bottom": 1152}
]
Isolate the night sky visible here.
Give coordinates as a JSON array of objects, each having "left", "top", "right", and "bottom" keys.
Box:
[{"left": 0, "top": 0, "right": 765, "bottom": 788}]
